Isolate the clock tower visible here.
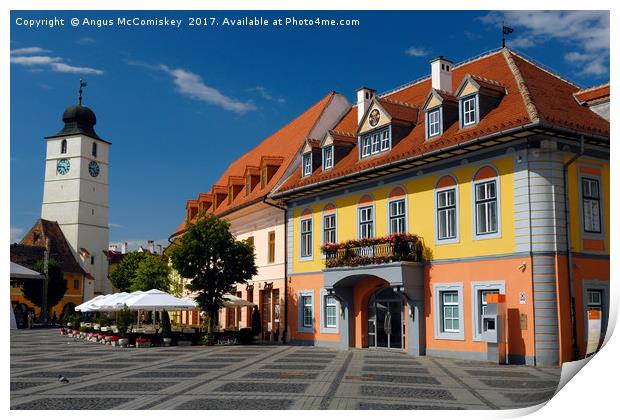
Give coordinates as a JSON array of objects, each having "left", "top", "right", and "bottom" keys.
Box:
[{"left": 41, "top": 86, "right": 112, "bottom": 298}]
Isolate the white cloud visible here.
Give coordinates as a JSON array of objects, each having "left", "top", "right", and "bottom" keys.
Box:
[
  {"left": 76, "top": 37, "right": 96, "bottom": 45},
  {"left": 10, "top": 47, "right": 51, "bottom": 55},
  {"left": 50, "top": 62, "right": 104, "bottom": 75},
  {"left": 10, "top": 227, "right": 23, "bottom": 243},
  {"left": 405, "top": 46, "right": 430, "bottom": 57},
  {"left": 480, "top": 11, "right": 609, "bottom": 78},
  {"left": 10, "top": 46, "right": 104, "bottom": 75},
  {"left": 249, "top": 86, "right": 285, "bottom": 103},
  {"left": 159, "top": 64, "right": 256, "bottom": 114}
]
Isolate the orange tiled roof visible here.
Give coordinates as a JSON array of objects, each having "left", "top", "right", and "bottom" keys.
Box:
[
  {"left": 275, "top": 48, "right": 609, "bottom": 195},
  {"left": 375, "top": 97, "right": 419, "bottom": 124},
  {"left": 574, "top": 83, "right": 610, "bottom": 105},
  {"left": 170, "top": 91, "right": 338, "bottom": 238}
]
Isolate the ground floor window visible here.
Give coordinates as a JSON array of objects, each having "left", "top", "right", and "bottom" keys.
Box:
[
  {"left": 298, "top": 291, "right": 314, "bottom": 332},
  {"left": 303, "top": 296, "right": 313, "bottom": 327},
  {"left": 325, "top": 295, "right": 337, "bottom": 328},
  {"left": 442, "top": 292, "right": 459, "bottom": 332},
  {"left": 433, "top": 283, "right": 464, "bottom": 340}
]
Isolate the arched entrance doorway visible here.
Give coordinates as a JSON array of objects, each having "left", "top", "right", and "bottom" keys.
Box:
[{"left": 367, "top": 288, "right": 404, "bottom": 350}]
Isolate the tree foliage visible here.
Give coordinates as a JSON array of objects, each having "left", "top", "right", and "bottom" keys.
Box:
[
  {"left": 170, "top": 214, "right": 257, "bottom": 335},
  {"left": 22, "top": 259, "right": 67, "bottom": 310},
  {"left": 109, "top": 252, "right": 170, "bottom": 292}
]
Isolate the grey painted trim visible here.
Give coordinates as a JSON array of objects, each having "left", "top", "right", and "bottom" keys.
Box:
[
  {"left": 297, "top": 289, "right": 314, "bottom": 333},
  {"left": 581, "top": 279, "right": 610, "bottom": 353},
  {"left": 357, "top": 203, "right": 375, "bottom": 239},
  {"left": 386, "top": 194, "right": 408, "bottom": 235},
  {"left": 299, "top": 215, "right": 313, "bottom": 261},
  {"left": 471, "top": 169, "right": 502, "bottom": 240},
  {"left": 323, "top": 261, "right": 424, "bottom": 289},
  {"left": 302, "top": 152, "right": 312, "bottom": 177},
  {"left": 286, "top": 209, "right": 294, "bottom": 277},
  {"left": 425, "top": 106, "right": 443, "bottom": 140},
  {"left": 426, "top": 348, "right": 534, "bottom": 365},
  {"left": 433, "top": 282, "right": 465, "bottom": 340},
  {"left": 319, "top": 288, "right": 339, "bottom": 334},
  {"left": 471, "top": 280, "right": 506, "bottom": 341},
  {"left": 531, "top": 255, "right": 559, "bottom": 366},
  {"left": 322, "top": 145, "right": 334, "bottom": 171},
  {"left": 459, "top": 94, "right": 480, "bottom": 128},
  {"left": 288, "top": 339, "right": 340, "bottom": 348},
  {"left": 577, "top": 167, "right": 606, "bottom": 242},
  {"left": 320, "top": 208, "right": 338, "bottom": 259},
  {"left": 434, "top": 180, "right": 460, "bottom": 244}
]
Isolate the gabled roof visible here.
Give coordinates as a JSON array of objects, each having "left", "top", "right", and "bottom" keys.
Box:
[
  {"left": 170, "top": 91, "right": 340, "bottom": 238},
  {"left": 13, "top": 219, "right": 86, "bottom": 275},
  {"left": 274, "top": 48, "right": 609, "bottom": 197},
  {"left": 574, "top": 83, "right": 610, "bottom": 105}
]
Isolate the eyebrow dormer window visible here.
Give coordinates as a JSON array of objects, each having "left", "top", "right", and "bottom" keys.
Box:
[
  {"left": 360, "top": 127, "right": 391, "bottom": 159},
  {"left": 323, "top": 146, "right": 333, "bottom": 170},
  {"left": 461, "top": 95, "right": 477, "bottom": 127},
  {"left": 427, "top": 108, "right": 441, "bottom": 138},
  {"left": 302, "top": 153, "right": 312, "bottom": 177}
]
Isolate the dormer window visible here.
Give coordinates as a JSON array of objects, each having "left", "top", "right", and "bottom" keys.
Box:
[
  {"left": 323, "top": 146, "right": 333, "bottom": 170},
  {"left": 302, "top": 153, "right": 312, "bottom": 177},
  {"left": 427, "top": 108, "right": 441, "bottom": 138},
  {"left": 461, "top": 95, "right": 478, "bottom": 127},
  {"left": 360, "top": 127, "right": 390, "bottom": 158}
]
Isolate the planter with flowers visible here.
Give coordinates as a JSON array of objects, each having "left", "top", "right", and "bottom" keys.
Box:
[
  {"left": 135, "top": 337, "right": 151, "bottom": 348},
  {"left": 110, "top": 336, "right": 120, "bottom": 347}
]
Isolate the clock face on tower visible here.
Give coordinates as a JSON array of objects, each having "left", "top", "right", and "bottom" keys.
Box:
[
  {"left": 88, "top": 161, "right": 100, "bottom": 177},
  {"left": 57, "top": 159, "right": 70, "bottom": 175}
]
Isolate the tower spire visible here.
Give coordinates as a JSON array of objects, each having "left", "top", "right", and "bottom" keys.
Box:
[{"left": 78, "top": 79, "right": 87, "bottom": 105}]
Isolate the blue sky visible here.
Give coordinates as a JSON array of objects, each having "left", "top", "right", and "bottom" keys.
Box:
[{"left": 10, "top": 10, "right": 610, "bottom": 250}]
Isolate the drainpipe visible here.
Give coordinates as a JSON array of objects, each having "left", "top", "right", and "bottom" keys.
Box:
[
  {"left": 563, "top": 136, "right": 584, "bottom": 361},
  {"left": 262, "top": 198, "right": 288, "bottom": 344}
]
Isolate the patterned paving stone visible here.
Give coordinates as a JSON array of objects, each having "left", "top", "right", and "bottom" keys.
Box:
[
  {"left": 478, "top": 379, "right": 559, "bottom": 389},
  {"left": 362, "top": 366, "right": 429, "bottom": 374},
  {"left": 358, "top": 402, "right": 464, "bottom": 410},
  {"left": 466, "top": 369, "right": 536, "bottom": 378},
  {"left": 361, "top": 385, "right": 455, "bottom": 400},
  {"left": 75, "top": 382, "right": 178, "bottom": 392},
  {"left": 243, "top": 371, "right": 319, "bottom": 380},
  {"left": 16, "top": 371, "right": 95, "bottom": 379},
  {"left": 176, "top": 398, "right": 294, "bottom": 409},
  {"left": 11, "top": 382, "right": 48, "bottom": 391},
  {"left": 275, "top": 358, "right": 330, "bottom": 364},
  {"left": 72, "top": 363, "right": 134, "bottom": 369},
  {"left": 213, "top": 382, "right": 308, "bottom": 393},
  {"left": 126, "top": 370, "right": 205, "bottom": 378},
  {"left": 348, "top": 374, "right": 440, "bottom": 385},
  {"left": 363, "top": 359, "right": 421, "bottom": 365},
  {"left": 261, "top": 363, "right": 327, "bottom": 370},
  {"left": 167, "top": 363, "right": 231, "bottom": 369},
  {"left": 12, "top": 397, "right": 132, "bottom": 410},
  {"left": 501, "top": 391, "right": 555, "bottom": 404}
]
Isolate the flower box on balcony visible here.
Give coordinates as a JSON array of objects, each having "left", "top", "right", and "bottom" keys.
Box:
[{"left": 321, "top": 233, "right": 423, "bottom": 268}]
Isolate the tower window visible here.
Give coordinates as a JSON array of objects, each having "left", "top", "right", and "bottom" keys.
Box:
[
  {"left": 90, "top": 256, "right": 95, "bottom": 264},
  {"left": 61, "top": 139, "right": 67, "bottom": 154},
  {"left": 92, "top": 142, "right": 97, "bottom": 157}
]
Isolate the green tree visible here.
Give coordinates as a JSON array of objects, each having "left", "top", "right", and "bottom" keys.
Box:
[
  {"left": 168, "top": 266, "right": 186, "bottom": 297},
  {"left": 109, "top": 252, "right": 170, "bottom": 292},
  {"left": 131, "top": 254, "right": 171, "bottom": 292},
  {"left": 170, "top": 214, "right": 257, "bottom": 340},
  {"left": 22, "top": 259, "right": 67, "bottom": 310}
]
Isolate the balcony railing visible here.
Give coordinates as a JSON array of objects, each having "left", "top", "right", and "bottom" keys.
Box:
[{"left": 321, "top": 234, "right": 424, "bottom": 268}]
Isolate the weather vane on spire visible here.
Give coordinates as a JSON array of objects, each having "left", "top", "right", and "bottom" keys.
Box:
[
  {"left": 502, "top": 22, "right": 514, "bottom": 48},
  {"left": 78, "top": 79, "right": 87, "bottom": 105}
]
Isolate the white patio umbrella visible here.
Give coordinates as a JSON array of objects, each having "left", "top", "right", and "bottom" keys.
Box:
[
  {"left": 123, "top": 289, "right": 198, "bottom": 311},
  {"left": 91, "top": 292, "right": 130, "bottom": 311},
  {"left": 182, "top": 293, "right": 255, "bottom": 308},
  {"left": 75, "top": 294, "right": 107, "bottom": 312}
]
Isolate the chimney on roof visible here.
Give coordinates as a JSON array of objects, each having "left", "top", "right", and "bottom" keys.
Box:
[
  {"left": 121, "top": 242, "right": 127, "bottom": 254},
  {"left": 357, "top": 87, "right": 376, "bottom": 124},
  {"left": 430, "top": 56, "right": 453, "bottom": 93},
  {"left": 148, "top": 240, "right": 155, "bottom": 254}
]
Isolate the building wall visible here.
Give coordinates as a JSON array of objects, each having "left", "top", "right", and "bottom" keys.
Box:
[{"left": 11, "top": 272, "right": 84, "bottom": 318}]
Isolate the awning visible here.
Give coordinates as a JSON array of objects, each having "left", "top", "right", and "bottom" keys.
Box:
[
  {"left": 122, "top": 289, "right": 198, "bottom": 311},
  {"left": 10, "top": 262, "right": 45, "bottom": 280}
]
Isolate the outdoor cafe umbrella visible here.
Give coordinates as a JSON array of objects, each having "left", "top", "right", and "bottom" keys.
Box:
[
  {"left": 182, "top": 293, "right": 255, "bottom": 308},
  {"left": 122, "top": 289, "right": 198, "bottom": 311},
  {"left": 75, "top": 294, "right": 107, "bottom": 312}
]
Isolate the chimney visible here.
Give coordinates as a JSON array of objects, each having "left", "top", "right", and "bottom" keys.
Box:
[
  {"left": 148, "top": 240, "right": 155, "bottom": 254},
  {"left": 357, "top": 87, "right": 376, "bottom": 124},
  {"left": 121, "top": 242, "right": 127, "bottom": 254},
  {"left": 430, "top": 56, "right": 453, "bottom": 93}
]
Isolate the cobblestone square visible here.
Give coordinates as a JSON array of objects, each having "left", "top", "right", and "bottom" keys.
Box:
[{"left": 11, "top": 329, "right": 561, "bottom": 410}]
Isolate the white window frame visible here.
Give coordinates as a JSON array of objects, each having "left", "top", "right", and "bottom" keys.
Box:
[
  {"left": 319, "top": 289, "right": 339, "bottom": 334},
  {"left": 471, "top": 281, "right": 505, "bottom": 341},
  {"left": 360, "top": 127, "right": 391, "bottom": 159},
  {"left": 388, "top": 198, "right": 407, "bottom": 234},
  {"left": 427, "top": 107, "right": 442, "bottom": 138},
  {"left": 323, "top": 146, "right": 334, "bottom": 170},
  {"left": 433, "top": 282, "right": 464, "bottom": 340},
  {"left": 581, "top": 176, "right": 602, "bottom": 234},
  {"left": 472, "top": 175, "right": 501, "bottom": 240},
  {"left": 358, "top": 205, "right": 374, "bottom": 239},
  {"left": 302, "top": 153, "right": 312, "bottom": 177},
  {"left": 322, "top": 213, "right": 337, "bottom": 245},
  {"left": 297, "top": 290, "right": 314, "bottom": 333},
  {"left": 461, "top": 95, "right": 478, "bottom": 127},
  {"left": 300, "top": 216, "right": 313, "bottom": 260},
  {"left": 435, "top": 185, "right": 459, "bottom": 244}
]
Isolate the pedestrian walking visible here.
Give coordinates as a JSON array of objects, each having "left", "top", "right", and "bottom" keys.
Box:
[{"left": 27, "top": 311, "right": 33, "bottom": 329}]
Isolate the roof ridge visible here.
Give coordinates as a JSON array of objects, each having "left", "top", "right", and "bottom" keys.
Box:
[
  {"left": 379, "top": 48, "right": 504, "bottom": 98},
  {"left": 330, "top": 129, "right": 356, "bottom": 137},
  {"left": 378, "top": 97, "right": 419, "bottom": 108},
  {"left": 468, "top": 74, "right": 505, "bottom": 87},
  {"left": 508, "top": 48, "right": 581, "bottom": 89},
  {"left": 502, "top": 48, "right": 540, "bottom": 121},
  {"left": 575, "top": 82, "right": 610, "bottom": 94}
]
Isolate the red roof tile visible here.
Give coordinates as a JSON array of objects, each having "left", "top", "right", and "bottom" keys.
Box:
[
  {"left": 574, "top": 83, "right": 610, "bottom": 105},
  {"left": 275, "top": 49, "right": 609, "bottom": 195}
]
